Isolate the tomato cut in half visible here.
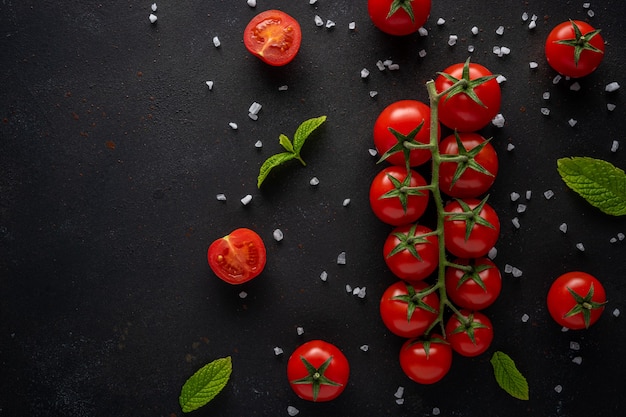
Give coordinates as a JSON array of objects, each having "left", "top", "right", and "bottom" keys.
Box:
[
  {"left": 243, "top": 9, "right": 302, "bottom": 66},
  {"left": 207, "top": 228, "right": 267, "bottom": 284}
]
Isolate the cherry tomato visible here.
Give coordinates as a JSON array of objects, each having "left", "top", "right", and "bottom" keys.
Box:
[
  {"left": 380, "top": 281, "right": 439, "bottom": 338},
  {"left": 445, "top": 257, "right": 502, "bottom": 310},
  {"left": 445, "top": 310, "right": 494, "bottom": 357},
  {"left": 443, "top": 197, "right": 500, "bottom": 259},
  {"left": 435, "top": 59, "right": 501, "bottom": 132},
  {"left": 545, "top": 20, "right": 605, "bottom": 78},
  {"left": 547, "top": 271, "right": 607, "bottom": 329},
  {"left": 369, "top": 166, "right": 430, "bottom": 226},
  {"left": 207, "top": 228, "right": 266, "bottom": 284},
  {"left": 243, "top": 10, "right": 302, "bottom": 66},
  {"left": 368, "top": 0, "right": 431, "bottom": 36},
  {"left": 399, "top": 335, "right": 452, "bottom": 384},
  {"left": 373, "top": 100, "right": 439, "bottom": 167},
  {"left": 383, "top": 224, "right": 439, "bottom": 282},
  {"left": 287, "top": 340, "right": 350, "bottom": 402},
  {"left": 438, "top": 132, "right": 498, "bottom": 198}
]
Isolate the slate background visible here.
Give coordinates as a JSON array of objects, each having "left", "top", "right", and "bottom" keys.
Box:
[{"left": 1, "top": 1, "right": 625, "bottom": 416}]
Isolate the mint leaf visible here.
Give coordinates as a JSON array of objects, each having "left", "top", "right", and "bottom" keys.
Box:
[
  {"left": 257, "top": 152, "right": 296, "bottom": 188},
  {"left": 490, "top": 351, "right": 529, "bottom": 400},
  {"left": 293, "top": 115, "right": 327, "bottom": 155},
  {"left": 179, "top": 356, "right": 232, "bottom": 413},
  {"left": 557, "top": 157, "right": 626, "bottom": 216},
  {"left": 279, "top": 134, "right": 295, "bottom": 154}
]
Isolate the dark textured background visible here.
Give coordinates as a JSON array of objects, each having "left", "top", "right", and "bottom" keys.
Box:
[{"left": 1, "top": 1, "right": 625, "bottom": 416}]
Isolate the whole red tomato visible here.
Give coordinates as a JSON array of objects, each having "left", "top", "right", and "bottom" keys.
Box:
[
  {"left": 207, "top": 228, "right": 267, "bottom": 284},
  {"left": 287, "top": 340, "right": 350, "bottom": 402},
  {"left": 379, "top": 281, "right": 439, "bottom": 338},
  {"left": 545, "top": 20, "right": 605, "bottom": 78},
  {"left": 438, "top": 132, "right": 498, "bottom": 198},
  {"left": 547, "top": 271, "right": 607, "bottom": 329},
  {"left": 369, "top": 166, "right": 430, "bottom": 226},
  {"left": 445, "top": 310, "right": 494, "bottom": 357},
  {"left": 243, "top": 10, "right": 302, "bottom": 66},
  {"left": 368, "top": 0, "right": 432, "bottom": 36},
  {"left": 373, "top": 100, "right": 439, "bottom": 167},
  {"left": 399, "top": 335, "right": 452, "bottom": 384},
  {"left": 445, "top": 257, "right": 502, "bottom": 310},
  {"left": 435, "top": 59, "right": 501, "bottom": 132},
  {"left": 383, "top": 223, "right": 439, "bottom": 282},
  {"left": 443, "top": 197, "right": 500, "bottom": 258}
]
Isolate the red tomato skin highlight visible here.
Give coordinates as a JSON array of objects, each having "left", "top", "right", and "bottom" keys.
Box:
[
  {"left": 445, "top": 257, "right": 502, "bottom": 310},
  {"left": 547, "top": 271, "right": 606, "bottom": 329},
  {"left": 368, "top": 0, "right": 432, "bottom": 36},
  {"left": 243, "top": 10, "right": 302, "bottom": 66},
  {"left": 545, "top": 20, "right": 605, "bottom": 78},
  {"left": 383, "top": 224, "right": 439, "bottom": 281},
  {"left": 399, "top": 336, "right": 452, "bottom": 384},
  {"left": 379, "top": 281, "right": 439, "bottom": 338},
  {"left": 443, "top": 199, "right": 500, "bottom": 259}
]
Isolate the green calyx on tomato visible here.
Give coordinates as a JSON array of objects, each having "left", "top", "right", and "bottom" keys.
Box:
[
  {"left": 563, "top": 283, "right": 607, "bottom": 329},
  {"left": 448, "top": 311, "right": 489, "bottom": 344},
  {"left": 387, "top": 223, "right": 437, "bottom": 262},
  {"left": 438, "top": 58, "right": 498, "bottom": 108},
  {"left": 447, "top": 196, "right": 496, "bottom": 241},
  {"left": 378, "top": 120, "right": 430, "bottom": 167},
  {"left": 290, "top": 355, "right": 343, "bottom": 402},
  {"left": 391, "top": 282, "right": 438, "bottom": 321},
  {"left": 554, "top": 20, "right": 603, "bottom": 67},
  {"left": 441, "top": 132, "right": 495, "bottom": 190},
  {"left": 387, "top": 0, "right": 416, "bottom": 22},
  {"left": 380, "top": 171, "right": 429, "bottom": 213}
]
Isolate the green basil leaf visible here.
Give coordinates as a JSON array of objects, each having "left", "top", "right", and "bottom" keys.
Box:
[
  {"left": 279, "top": 134, "right": 295, "bottom": 154},
  {"left": 257, "top": 152, "right": 296, "bottom": 188},
  {"left": 179, "top": 356, "right": 232, "bottom": 413},
  {"left": 293, "top": 115, "right": 327, "bottom": 155},
  {"left": 490, "top": 351, "right": 529, "bottom": 400},
  {"left": 557, "top": 157, "right": 626, "bottom": 216}
]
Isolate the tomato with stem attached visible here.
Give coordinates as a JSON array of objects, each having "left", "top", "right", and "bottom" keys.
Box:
[
  {"left": 435, "top": 58, "right": 501, "bottom": 132},
  {"left": 243, "top": 10, "right": 302, "bottom": 66},
  {"left": 445, "top": 310, "right": 494, "bottom": 357},
  {"left": 443, "top": 197, "right": 500, "bottom": 259},
  {"left": 368, "top": 0, "right": 432, "bottom": 36},
  {"left": 287, "top": 340, "right": 350, "bottom": 402},
  {"left": 399, "top": 335, "right": 452, "bottom": 384},
  {"left": 369, "top": 166, "right": 430, "bottom": 226},
  {"left": 545, "top": 20, "right": 605, "bottom": 78},
  {"left": 383, "top": 223, "right": 439, "bottom": 282},
  {"left": 380, "top": 281, "right": 439, "bottom": 338},
  {"left": 373, "top": 100, "right": 439, "bottom": 167},
  {"left": 439, "top": 132, "right": 498, "bottom": 198},
  {"left": 207, "top": 228, "right": 267, "bottom": 284},
  {"left": 445, "top": 257, "right": 502, "bottom": 310},
  {"left": 547, "top": 271, "right": 607, "bottom": 329}
]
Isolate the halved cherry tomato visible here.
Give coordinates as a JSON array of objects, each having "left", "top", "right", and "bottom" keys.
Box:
[
  {"left": 243, "top": 10, "right": 302, "bottom": 66},
  {"left": 547, "top": 271, "right": 607, "bottom": 329},
  {"left": 545, "top": 20, "right": 605, "bottom": 78},
  {"left": 207, "top": 228, "right": 267, "bottom": 284}
]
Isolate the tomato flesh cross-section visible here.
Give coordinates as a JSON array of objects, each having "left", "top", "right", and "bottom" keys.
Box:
[
  {"left": 244, "top": 10, "right": 302, "bottom": 66},
  {"left": 207, "top": 228, "right": 267, "bottom": 284}
]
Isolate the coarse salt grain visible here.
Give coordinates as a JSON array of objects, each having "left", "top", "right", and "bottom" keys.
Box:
[
  {"left": 492, "top": 113, "right": 505, "bottom": 127},
  {"left": 572, "top": 356, "right": 583, "bottom": 365},
  {"left": 526, "top": 190, "right": 532, "bottom": 200},
  {"left": 216, "top": 193, "right": 226, "bottom": 201},
  {"left": 512, "top": 217, "right": 521, "bottom": 229},
  {"left": 488, "top": 247, "right": 497, "bottom": 259},
  {"left": 568, "top": 118, "right": 578, "bottom": 127},
  {"left": 247, "top": 0, "right": 256, "bottom": 7},
  {"left": 607, "top": 103, "right": 616, "bottom": 111},
  {"left": 570, "top": 341, "right": 581, "bottom": 351},
  {"left": 541, "top": 107, "right": 550, "bottom": 116},
  {"left": 576, "top": 242, "right": 585, "bottom": 252},
  {"left": 387, "top": 63, "right": 400, "bottom": 71},
  {"left": 325, "top": 20, "right": 336, "bottom": 29},
  {"left": 543, "top": 91, "right": 551, "bottom": 100},
  {"left": 562, "top": 326, "right": 569, "bottom": 332},
  {"left": 495, "top": 25, "right": 505, "bottom": 35},
  {"left": 360, "top": 68, "right": 370, "bottom": 79},
  {"left": 619, "top": 233, "right": 625, "bottom": 241},
  {"left": 504, "top": 264, "right": 513, "bottom": 274},
  {"left": 239, "top": 291, "right": 247, "bottom": 299},
  {"left": 433, "top": 408, "right": 441, "bottom": 416},
  {"left": 496, "top": 75, "right": 507, "bottom": 84},
  {"left": 310, "top": 177, "right": 320, "bottom": 186},
  {"left": 369, "top": 148, "right": 378, "bottom": 157},
  {"left": 419, "top": 49, "right": 427, "bottom": 57},
  {"left": 588, "top": 9, "right": 595, "bottom": 17},
  {"left": 437, "top": 17, "right": 445, "bottom": 25},
  {"left": 342, "top": 198, "right": 351, "bottom": 207},
  {"left": 149, "top": 14, "right": 157, "bottom": 23},
  {"left": 418, "top": 27, "right": 429, "bottom": 36},
  {"left": 396, "top": 398, "right": 405, "bottom": 405},
  {"left": 613, "top": 308, "right": 621, "bottom": 317},
  {"left": 448, "top": 34, "right": 458, "bottom": 46},
  {"left": 553, "top": 74, "right": 562, "bottom": 84},
  {"left": 554, "top": 385, "right": 563, "bottom": 393},
  {"left": 205, "top": 80, "right": 214, "bottom": 90},
  {"left": 605, "top": 82, "right": 620, "bottom": 92},
  {"left": 544, "top": 190, "right": 555, "bottom": 199},
  {"left": 583, "top": 2, "right": 591, "bottom": 8},
  {"left": 287, "top": 406, "right": 299, "bottom": 416},
  {"left": 314, "top": 15, "right": 324, "bottom": 26},
  {"left": 529, "top": 61, "right": 538, "bottom": 69},
  {"left": 278, "top": 85, "right": 288, "bottom": 91},
  {"left": 213, "top": 36, "right": 221, "bottom": 48},
  {"left": 512, "top": 267, "right": 523, "bottom": 278},
  {"left": 521, "top": 313, "right": 530, "bottom": 322},
  {"left": 349, "top": 21, "right": 356, "bottom": 30},
  {"left": 471, "top": 26, "right": 479, "bottom": 35},
  {"left": 151, "top": 3, "right": 157, "bottom": 12},
  {"left": 241, "top": 194, "right": 252, "bottom": 205},
  {"left": 229, "top": 122, "right": 238, "bottom": 130},
  {"left": 517, "top": 204, "right": 527, "bottom": 213},
  {"left": 570, "top": 82, "right": 581, "bottom": 91},
  {"left": 394, "top": 386, "right": 404, "bottom": 398},
  {"left": 274, "top": 346, "right": 284, "bottom": 356},
  {"left": 528, "top": 20, "right": 536, "bottom": 29},
  {"left": 559, "top": 223, "right": 568, "bottom": 233},
  {"left": 248, "top": 113, "right": 258, "bottom": 121},
  {"left": 611, "top": 141, "right": 619, "bottom": 152},
  {"left": 320, "top": 271, "right": 328, "bottom": 281},
  {"left": 369, "top": 91, "right": 378, "bottom": 98},
  {"left": 309, "top": 0, "right": 317, "bottom": 4},
  {"left": 510, "top": 191, "right": 521, "bottom": 201},
  {"left": 273, "top": 229, "right": 284, "bottom": 241},
  {"left": 337, "top": 251, "right": 346, "bottom": 265},
  {"left": 468, "top": 45, "right": 475, "bottom": 53},
  {"left": 297, "top": 327, "right": 305, "bottom": 335},
  {"left": 357, "top": 287, "right": 367, "bottom": 298},
  {"left": 522, "top": 12, "right": 529, "bottom": 21},
  {"left": 254, "top": 140, "right": 262, "bottom": 148},
  {"left": 249, "top": 101, "right": 262, "bottom": 115},
  {"left": 360, "top": 344, "right": 369, "bottom": 352},
  {"left": 507, "top": 143, "right": 515, "bottom": 151},
  {"left": 345, "top": 284, "right": 352, "bottom": 293}
]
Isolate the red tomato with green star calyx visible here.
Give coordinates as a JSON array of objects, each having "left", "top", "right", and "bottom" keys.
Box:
[
  {"left": 287, "top": 340, "right": 350, "bottom": 402},
  {"left": 380, "top": 281, "right": 439, "bottom": 338},
  {"left": 383, "top": 223, "right": 439, "bottom": 282},
  {"left": 547, "top": 271, "right": 607, "bottom": 329},
  {"left": 545, "top": 20, "right": 605, "bottom": 78},
  {"left": 435, "top": 59, "right": 501, "bottom": 132},
  {"left": 443, "top": 197, "right": 500, "bottom": 259},
  {"left": 445, "top": 257, "right": 502, "bottom": 310},
  {"left": 368, "top": 0, "right": 432, "bottom": 36},
  {"left": 399, "top": 335, "right": 452, "bottom": 384},
  {"left": 243, "top": 10, "right": 302, "bottom": 66},
  {"left": 369, "top": 166, "right": 430, "bottom": 226},
  {"left": 207, "top": 228, "right": 267, "bottom": 284},
  {"left": 445, "top": 310, "right": 494, "bottom": 357},
  {"left": 373, "top": 100, "right": 439, "bottom": 167}
]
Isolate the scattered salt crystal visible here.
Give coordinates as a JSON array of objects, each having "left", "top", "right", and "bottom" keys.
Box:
[
  {"left": 287, "top": 406, "right": 300, "bottom": 416},
  {"left": 376, "top": 60, "right": 386, "bottom": 71},
  {"left": 325, "top": 20, "right": 336, "bottom": 29},
  {"left": 394, "top": 386, "right": 405, "bottom": 398},
  {"left": 396, "top": 398, "right": 405, "bottom": 405},
  {"left": 553, "top": 74, "right": 562, "bottom": 84},
  {"left": 151, "top": 3, "right": 157, "bottom": 12},
  {"left": 529, "top": 61, "right": 538, "bottom": 69},
  {"left": 369, "top": 91, "right": 378, "bottom": 98},
  {"left": 241, "top": 194, "right": 253, "bottom": 205},
  {"left": 337, "top": 251, "right": 346, "bottom": 265},
  {"left": 239, "top": 291, "right": 248, "bottom": 299},
  {"left": 540, "top": 107, "right": 550, "bottom": 116},
  {"left": 205, "top": 80, "right": 214, "bottom": 90},
  {"left": 522, "top": 12, "right": 529, "bottom": 21},
  {"left": 418, "top": 27, "right": 429, "bottom": 36},
  {"left": 471, "top": 26, "right": 479, "bottom": 35},
  {"left": 448, "top": 34, "right": 458, "bottom": 46},
  {"left": 149, "top": 14, "right": 157, "bottom": 24},
  {"left": 357, "top": 287, "right": 367, "bottom": 298},
  {"left": 572, "top": 356, "right": 583, "bottom": 365},
  {"left": 352, "top": 287, "right": 360, "bottom": 296},
  {"left": 610, "top": 237, "right": 617, "bottom": 243},
  {"left": 496, "top": 75, "right": 507, "bottom": 84},
  {"left": 349, "top": 22, "right": 356, "bottom": 30},
  {"left": 433, "top": 408, "right": 441, "bottom": 416},
  {"left": 611, "top": 141, "right": 619, "bottom": 152},
  {"left": 492, "top": 113, "right": 505, "bottom": 127},
  {"left": 387, "top": 63, "right": 400, "bottom": 71},
  {"left": 507, "top": 143, "right": 515, "bottom": 151},
  {"left": 314, "top": 15, "right": 324, "bottom": 26},
  {"left": 512, "top": 217, "right": 521, "bottom": 229},
  {"left": 588, "top": 9, "right": 595, "bottom": 18},
  {"left": 559, "top": 223, "right": 568, "bottom": 233},
  {"left": 562, "top": 326, "right": 569, "bottom": 332},
  {"left": 297, "top": 327, "right": 305, "bottom": 336},
  {"left": 274, "top": 346, "right": 284, "bottom": 356},
  {"left": 510, "top": 192, "right": 521, "bottom": 201},
  {"left": 488, "top": 247, "right": 497, "bottom": 259},
  {"left": 512, "top": 267, "right": 523, "bottom": 278},
  {"left": 544, "top": 190, "right": 555, "bottom": 199},
  {"left": 212, "top": 36, "right": 221, "bottom": 48},
  {"left": 605, "top": 82, "right": 620, "bottom": 92},
  {"left": 254, "top": 140, "right": 263, "bottom": 148},
  {"left": 583, "top": 2, "right": 591, "bottom": 8},
  {"left": 570, "top": 341, "right": 581, "bottom": 351},
  {"left": 618, "top": 232, "right": 625, "bottom": 241},
  {"left": 468, "top": 45, "right": 475, "bottom": 53},
  {"left": 278, "top": 85, "right": 289, "bottom": 91},
  {"left": 504, "top": 264, "right": 513, "bottom": 274},
  {"left": 613, "top": 308, "right": 621, "bottom": 317},
  {"left": 309, "top": 0, "right": 317, "bottom": 4},
  {"left": 310, "top": 177, "right": 320, "bottom": 186},
  {"left": 216, "top": 193, "right": 226, "bottom": 201},
  {"left": 521, "top": 313, "right": 530, "bottom": 323},
  {"left": 320, "top": 271, "right": 328, "bottom": 282},
  {"left": 526, "top": 190, "right": 532, "bottom": 200},
  {"left": 543, "top": 91, "right": 551, "bottom": 100},
  {"left": 437, "top": 17, "right": 446, "bottom": 25},
  {"left": 495, "top": 25, "right": 505, "bottom": 35},
  {"left": 568, "top": 118, "right": 578, "bottom": 127},
  {"left": 273, "top": 229, "right": 284, "bottom": 241},
  {"left": 528, "top": 20, "right": 537, "bottom": 30},
  {"left": 570, "top": 82, "right": 581, "bottom": 91},
  {"left": 248, "top": 113, "right": 258, "bottom": 121},
  {"left": 229, "top": 122, "right": 238, "bottom": 130},
  {"left": 368, "top": 148, "right": 378, "bottom": 157},
  {"left": 247, "top": 0, "right": 256, "bottom": 8},
  {"left": 249, "top": 101, "right": 262, "bottom": 115},
  {"left": 492, "top": 46, "right": 501, "bottom": 56},
  {"left": 500, "top": 46, "right": 511, "bottom": 55},
  {"left": 419, "top": 49, "right": 427, "bottom": 57},
  {"left": 342, "top": 198, "right": 351, "bottom": 207},
  {"left": 360, "top": 344, "right": 369, "bottom": 352},
  {"left": 607, "top": 103, "right": 616, "bottom": 111},
  {"left": 517, "top": 204, "right": 527, "bottom": 213},
  {"left": 554, "top": 385, "right": 563, "bottom": 393},
  {"left": 576, "top": 242, "right": 585, "bottom": 252},
  {"left": 360, "top": 68, "right": 370, "bottom": 79},
  {"left": 345, "top": 284, "right": 352, "bottom": 293}
]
